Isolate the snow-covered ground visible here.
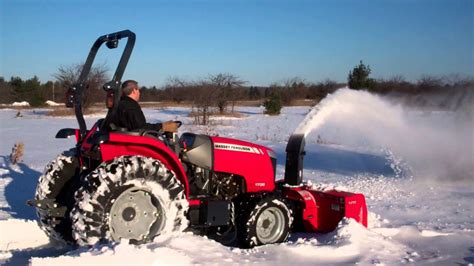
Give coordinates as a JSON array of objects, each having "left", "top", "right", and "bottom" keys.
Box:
[{"left": 0, "top": 89, "right": 473, "bottom": 265}]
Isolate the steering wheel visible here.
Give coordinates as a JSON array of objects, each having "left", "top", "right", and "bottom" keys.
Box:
[
  {"left": 141, "top": 120, "right": 183, "bottom": 139},
  {"left": 163, "top": 120, "right": 182, "bottom": 139}
]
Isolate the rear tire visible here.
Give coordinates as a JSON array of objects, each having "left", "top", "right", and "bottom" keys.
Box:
[
  {"left": 35, "top": 149, "right": 80, "bottom": 243},
  {"left": 70, "top": 155, "right": 188, "bottom": 246},
  {"left": 237, "top": 196, "right": 292, "bottom": 248}
]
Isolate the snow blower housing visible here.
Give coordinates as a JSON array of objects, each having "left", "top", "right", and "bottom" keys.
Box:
[{"left": 29, "top": 30, "right": 367, "bottom": 248}]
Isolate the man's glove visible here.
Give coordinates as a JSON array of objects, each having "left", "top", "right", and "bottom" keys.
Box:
[{"left": 162, "top": 121, "right": 179, "bottom": 132}]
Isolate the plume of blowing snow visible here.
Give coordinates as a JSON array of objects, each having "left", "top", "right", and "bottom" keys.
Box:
[{"left": 295, "top": 88, "right": 474, "bottom": 182}]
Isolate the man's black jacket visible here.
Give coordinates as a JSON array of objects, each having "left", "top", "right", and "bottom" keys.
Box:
[{"left": 111, "top": 96, "right": 162, "bottom": 131}]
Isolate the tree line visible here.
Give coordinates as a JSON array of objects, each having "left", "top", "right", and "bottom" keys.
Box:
[
  {"left": 347, "top": 61, "right": 473, "bottom": 112},
  {"left": 0, "top": 68, "right": 344, "bottom": 110},
  {"left": 0, "top": 63, "right": 108, "bottom": 108},
  {"left": 1, "top": 61, "right": 472, "bottom": 114},
  {"left": 0, "top": 76, "right": 54, "bottom": 106}
]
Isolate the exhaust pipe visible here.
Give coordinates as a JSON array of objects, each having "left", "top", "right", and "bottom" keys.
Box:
[{"left": 284, "top": 134, "right": 306, "bottom": 186}]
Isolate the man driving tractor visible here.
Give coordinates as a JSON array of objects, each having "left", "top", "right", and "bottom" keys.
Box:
[{"left": 112, "top": 80, "right": 179, "bottom": 132}]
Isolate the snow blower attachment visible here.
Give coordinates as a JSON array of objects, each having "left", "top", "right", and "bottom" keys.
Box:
[
  {"left": 30, "top": 29, "right": 367, "bottom": 248},
  {"left": 281, "top": 133, "right": 367, "bottom": 232}
]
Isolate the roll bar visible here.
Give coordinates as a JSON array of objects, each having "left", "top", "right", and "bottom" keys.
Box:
[{"left": 66, "top": 30, "right": 136, "bottom": 140}]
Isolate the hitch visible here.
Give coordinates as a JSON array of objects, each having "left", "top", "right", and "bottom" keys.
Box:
[{"left": 27, "top": 199, "right": 67, "bottom": 218}]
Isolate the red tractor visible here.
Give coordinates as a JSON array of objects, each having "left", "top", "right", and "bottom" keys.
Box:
[{"left": 29, "top": 30, "right": 367, "bottom": 248}]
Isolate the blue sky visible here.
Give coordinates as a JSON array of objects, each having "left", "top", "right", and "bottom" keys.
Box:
[{"left": 1, "top": 0, "right": 472, "bottom": 87}]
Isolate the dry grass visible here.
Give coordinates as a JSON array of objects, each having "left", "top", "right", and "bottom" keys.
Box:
[
  {"left": 0, "top": 105, "right": 31, "bottom": 110},
  {"left": 140, "top": 101, "right": 194, "bottom": 108},
  {"left": 46, "top": 108, "right": 75, "bottom": 116},
  {"left": 10, "top": 142, "right": 24, "bottom": 165},
  {"left": 232, "top": 100, "right": 262, "bottom": 107},
  {"left": 46, "top": 107, "right": 106, "bottom": 117},
  {"left": 287, "top": 99, "right": 317, "bottom": 106},
  {"left": 216, "top": 112, "right": 246, "bottom": 118},
  {"left": 1, "top": 99, "right": 315, "bottom": 112},
  {"left": 188, "top": 110, "right": 246, "bottom": 118},
  {"left": 137, "top": 100, "right": 314, "bottom": 108},
  {"left": 2, "top": 99, "right": 315, "bottom": 119}
]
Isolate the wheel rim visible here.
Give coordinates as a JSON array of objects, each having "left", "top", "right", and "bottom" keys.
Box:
[
  {"left": 256, "top": 206, "right": 286, "bottom": 244},
  {"left": 109, "top": 187, "right": 164, "bottom": 242}
]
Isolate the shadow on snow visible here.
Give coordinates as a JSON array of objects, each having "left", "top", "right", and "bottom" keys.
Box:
[
  {"left": 2, "top": 245, "right": 73, "bottom": 266},
  {"left": 1, "top": 155, "right": 40, "bottom": 220},
  {"left": 155, "top": 108, "right": 191, "bottom": 117},
  {"left": 0, "top": 156, "right": 76, "bottom": 265},
  {"left": 275, "top": 144, "right": 396, "bottom": 177}
]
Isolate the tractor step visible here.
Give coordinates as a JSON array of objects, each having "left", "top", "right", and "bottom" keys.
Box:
[
  {"left": 188, "top": 200, "right": 231, "bottom": 227},
  {"left": 27, "top": 199, "right": 67, "bottom": 218}
]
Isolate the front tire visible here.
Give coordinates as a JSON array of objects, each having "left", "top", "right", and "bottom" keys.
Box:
[
  {"left": 237, "top": 196, "right": 292, "bottom": 248},
  {"left": 70, "top": 156, "right": 188, "bottom": 246}
]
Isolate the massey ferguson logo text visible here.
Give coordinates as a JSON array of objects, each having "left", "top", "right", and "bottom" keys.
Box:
[{"left": 214, "top": 143, "right": 264, "bottom": 154}]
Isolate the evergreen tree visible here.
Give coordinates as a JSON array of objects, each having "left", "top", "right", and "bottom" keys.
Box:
[
  {"left": 348, "top": 60, "right": 376, "bottom": 90},
  {"left": 263, "top": 92, "right": 282, "bottom": 115},
  {"left": 0, "top": 77, "right": 13, "bottom": 104}
]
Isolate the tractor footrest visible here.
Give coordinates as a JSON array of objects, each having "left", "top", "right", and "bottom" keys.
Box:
[{"left": 27, "top": 199, "right": 67, "bottom": 218}]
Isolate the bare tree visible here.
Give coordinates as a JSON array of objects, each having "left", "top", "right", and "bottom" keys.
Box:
[
  {"left": 417, "top": 75, "right": 443, "bottom": 93},
  {"left": 163, "top": 77, "right": 219, "bottom": 125},
  {"left": 277, "top": 77, "right": 306, "bottom": 104},
  {"left": 166, "top": 76, "right": 188, "bottom": 88},
  {"left": 307, "top": 79, "right": 340, "bottom": 100},
  {"left": 164, "top": 77, "right": 192, "bottom": 103},
  {"left": 208, "top": 73, "right": 245, "bottom": 113},
  {"left": 192, "top": 81, "right": 220, "bottom": 125},
  {"left": 54, "top": 62, "right": 109, "bottom": 109},
  {"left": 282, "top": 77, "right": 305, "bottom": 88}
]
